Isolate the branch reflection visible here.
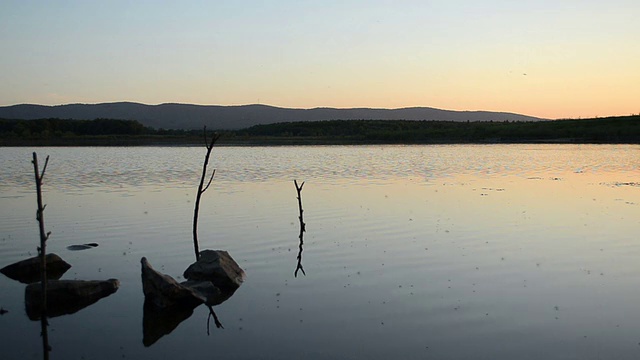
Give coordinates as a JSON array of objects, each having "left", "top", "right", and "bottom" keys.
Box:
[
  {"left": 294, "top": 180, "right": 306, "bottom": 277},
  {"left": 24, "top": 279, "right": 119, "bottom": 359}
]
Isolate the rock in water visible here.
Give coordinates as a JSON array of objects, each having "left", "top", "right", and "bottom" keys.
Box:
[
  {"left": 25, "top": 279, "right": 119, "bottom": 320},
  {"left": 180, "top": 280, "right": 221, "bottom": 303},
  {"left": 66, "top": 243, "right": 99, "bottom": 251},
  {"left": 183, "top": 250, "right": 246, "bottom": 289},
  {"left": 141, "top": 257, "right": 206, "bottom": 309},
  {"left": 1, "top": 254, "right": 71, "bottom": 284}
]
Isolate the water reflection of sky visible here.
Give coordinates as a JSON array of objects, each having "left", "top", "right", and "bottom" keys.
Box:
[
  {"left": 1, "top": 145, "right": 639, "bottom": 359},
  {"left": 1, "top": 145, "right": 639, "bottom": 192}
]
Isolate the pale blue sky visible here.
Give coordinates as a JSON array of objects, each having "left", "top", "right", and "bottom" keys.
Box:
[{"left": 1, "top": 0, "right": 638, "bottom": 118}]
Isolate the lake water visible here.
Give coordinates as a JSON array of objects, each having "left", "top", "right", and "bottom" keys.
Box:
[{"left": 1, "top": 144, "right": 639, "bottom": 360}]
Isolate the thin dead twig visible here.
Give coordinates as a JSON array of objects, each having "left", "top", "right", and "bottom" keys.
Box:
[{"left": 192, "top": 127, "right": 221, "bottom": 261}]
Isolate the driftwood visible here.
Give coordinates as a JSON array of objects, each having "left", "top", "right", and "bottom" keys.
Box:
[
  {"left": 294, "top": 180, "right": 306, "bottom": 277},
  {"left": 192, "top": 127, "right": 221, "bottom": 261}
]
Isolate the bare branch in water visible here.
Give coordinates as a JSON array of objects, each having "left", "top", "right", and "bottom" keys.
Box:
[
  {"left": 32, "top": 152, "right": 51, "bottom": 360},
  {"left": 39, "top": 155, "right": 50, "bottom": 181},
  {"left": 294, "top": 180, "right": 306, "bottom": 277},
  {"left": 193, "top": 126, "right": 221, "bottom": 261},
  {"left": 202, "top": 169, "right": 216, "bottom": 194}
]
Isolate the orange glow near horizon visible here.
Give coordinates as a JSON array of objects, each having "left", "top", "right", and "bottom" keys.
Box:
[{"left": 1, "top": 1, "right": 638, "bottom": 120}]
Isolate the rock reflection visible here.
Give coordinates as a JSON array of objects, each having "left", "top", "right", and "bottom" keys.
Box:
[
  {"left": 142, "top": 287, "right": 237, "bottom": 346},
  {"left": 142, "top": 300, "right": 197, "bottom": 347},
  {"left": 141, "top": 255, "right": 242, "bottom": 346},
  {"left": 23, "top": 279, "right": 119, "bottom": 359}
]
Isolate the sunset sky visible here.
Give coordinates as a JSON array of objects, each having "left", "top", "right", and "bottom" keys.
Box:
[{"left": 1, "top": 0, "right": 638, "bottom": 119}]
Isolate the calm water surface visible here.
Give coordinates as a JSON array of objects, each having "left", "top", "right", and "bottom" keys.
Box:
[{"left": 0, "top": 145, "right": 639, "bottom": 359}]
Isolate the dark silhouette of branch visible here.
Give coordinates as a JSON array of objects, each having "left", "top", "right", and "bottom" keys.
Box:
[
  {"left": 202, "top": 169, "right": 216, "bottom": 194},
  {"left": 294, "top": 180, "right": 306, "bottom": 277},
  {"left": 32, "top": 152, "right": 51, "bottom": 360},
  {"left": 206, "top": 305, "right": 224, "bottom": 335},
  {"left": 193, "top": 127, "right": 221, "bottom": 261}
]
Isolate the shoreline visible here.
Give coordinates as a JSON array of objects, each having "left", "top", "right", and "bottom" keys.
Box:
[{"left": 2, "top": 136, "right": 638, "bottom": 147}]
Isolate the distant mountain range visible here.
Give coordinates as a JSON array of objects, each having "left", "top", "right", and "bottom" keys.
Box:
[{"left": 0, "top": 102, "right": 546, "bottom": 130}]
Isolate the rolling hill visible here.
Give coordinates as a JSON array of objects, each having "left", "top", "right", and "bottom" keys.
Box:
[{"left": 0, "top": 102, "right": 546, "bottom": 130}]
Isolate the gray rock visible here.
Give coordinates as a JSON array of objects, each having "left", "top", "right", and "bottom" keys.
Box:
[
  {"left": 25, "top": 279, "right": 119, "bottom": 320},
  {"left": 141, "top": 257, "right": 206, "bottom": 309},
  {"left": 180, "top": 280, "right": 220, "bottom": 303},
  {"left": 183, "top": 250, "right": 246, "bottom": 289},
  {"left": 1, "top": 253, "right": 71, "bottom": 284}
]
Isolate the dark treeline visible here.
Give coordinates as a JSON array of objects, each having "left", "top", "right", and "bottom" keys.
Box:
[
  {"left": 237, "top": 115, "right": 640, "bottom": 144},
  {"left": 2, "top": 115, "right": 640, "bottom": 145},
  {"left": 1, "top": 118, "right": 150, "bottom": 137},
  {"left": 0, "top": 118, "right": 208, "bottom": 145}
]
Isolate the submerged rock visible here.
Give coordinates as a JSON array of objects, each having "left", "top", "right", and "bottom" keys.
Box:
[
  {"left": 141, "top": 257, "right": 206, "bottom": 309},
  {"left": 25, "top": 279, "right": 119, "bottom": 320},
  {"left": 183, "top": 250, "right": 246, "bottom": 289},
  {"left": 1, "top": 253, "right": 71, "bottom": 284},
  {"left": 66, "top": 243, "right": 99, "bottom": 251}
]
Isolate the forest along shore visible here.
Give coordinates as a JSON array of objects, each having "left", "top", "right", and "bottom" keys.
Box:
[{"left": 1, "top": 115, "right": 639, "bottom": 146}]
